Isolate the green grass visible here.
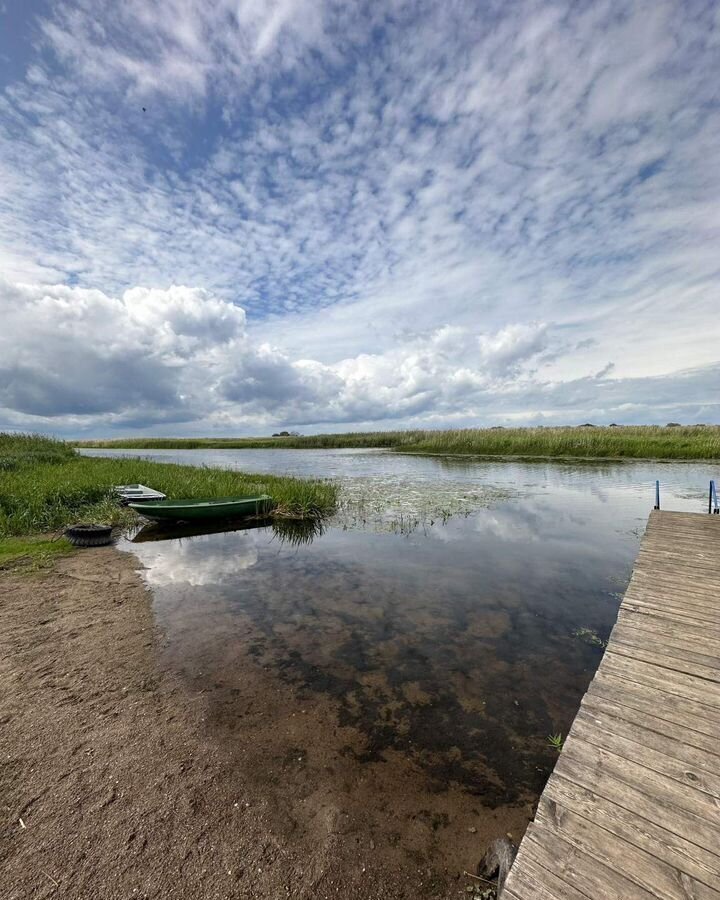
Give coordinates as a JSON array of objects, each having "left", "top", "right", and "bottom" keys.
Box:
[
  {"left": 0, "top": 432, "right": 77, "bottom": 470},
  {"left": 76, "top": 425, "right": 720, "bottom": 460},
  {"left": 0, "top": 536, "right": 75, "bottom": 571},
  {"left": 0, "top": 433, "right": 338, "bottom": 537}
]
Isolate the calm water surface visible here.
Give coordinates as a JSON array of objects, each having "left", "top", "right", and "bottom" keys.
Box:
[{"left": 84, "top": 448, "right": 715, "bottom": 804}]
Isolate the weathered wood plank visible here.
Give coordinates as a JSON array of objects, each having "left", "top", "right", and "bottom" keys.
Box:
[
  {"left": 611, "top": 622, "right": 720, "bottom": 670},
  {"left": 535, "top": 793, "right": 720, "bottom": 898},
  {"left": 557, "top": 736, "right": 720, "bottom": 830},
  {"left": 570, "top": 710, "right": 720, "bottom": 798},
  {"left": 544, "top": 775, "right": 720, "bottom": 883},
  {"left": 506, "top": 510, "right": 720, "bottom": 899},
  {"left": 525, "top": 825, "right": 659, "bottom": 900},
  {"left": 609, "top": 640, "right": 720, "bottom": 684},
  {"left": 589, "top": 671, "right": 720, "bottom": 737},
  {"left": 617, "top": 608, "right": 720, "bottom": 654},
  {"left": 621, "top": 599, "right": 719, "bottom": 629},
  {"left": 550, "top": 746, "right": 720, "bottom": 857},
  {"left": 580, "top": 694, "right": 720, "bottom": 769},
  {"left": 600, "top": 652, "right": 720, "bottom": 709},
  {"left": 625, "top": 585, "right": 718, "bottom": 615},
  {"left": 503, "top": 841, "right": 594, "bottom": 899}
]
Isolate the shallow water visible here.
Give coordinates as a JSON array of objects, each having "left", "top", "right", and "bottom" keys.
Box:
[
  {"left": 83, "top": 450, "right": 713, "bottom": 807},
  {"left": 91, "top": 448, "right": 718, "bottom": 810}
]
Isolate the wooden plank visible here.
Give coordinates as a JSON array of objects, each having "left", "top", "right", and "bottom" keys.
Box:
[
  {"left": 631, "top": 569, "right": 718, "bottom": 591},
  {"left": 625, "top": 583, "right": 717, "bottom": 612},
  {"left": 627, "top": 584, "right": 716, "bottom": 610},
  {"left": 632, "top": 558, "right": 716, "bottom": 578},
  {"left": 609, "top": 640, "right": 720, "bottom": 684},
  {"left": 631, "top": 552, "right": 717, "bottom": 576},
  {"left": 552, "top": 745, "right": 720, "bottom": 856},
  {"left": 525, "top": 825, "right": 659, "bottom": 900},
  {"left": 589, "top": 671, "right": 720, "bottom": 738},
  {"left": 504, "top": 840, "right": 595, "bottom": 899},
  {"left": 640, "top": 528, "right": 720, "bottom": 544},
  {"left": 600, "top": 652, "right": 720, "bottom": 709},
  {"left": 535, "top": 793, "right": 720, "bottom": 899},
  {"left": 646, "top": 516, "right": 720, "bottom": 532},
  {"left": 557, "top": 737, "right": 720, "bottom": 831},
  {"left": 544, "top": 775, "right": 720, "bottom": 884},
  {"left": 581, "top": 693, "right": 720, "bottom": 766},
  {"left": 617, "top": 608, "right": 720, "bottom": 654},
  {"left": 635, "top": 544, "right": 719, "bottom": 563},
  {"left": 570, "top": 709, "right": 720, "bottom": 798},
  {"left": 611, "top": 622, "right": 720, "bottom": 670},
  {"left": 630, "top": 571, "right": 717, "bottom": 594},
  {"left": 639, "top": 523, "right": 720, "bottom": 540},
  {"left": 633, "top": 566, "right": 716, "bottom": 586},
  {"left": 621, "top": 596, "right": 719, "bottom": 627}
]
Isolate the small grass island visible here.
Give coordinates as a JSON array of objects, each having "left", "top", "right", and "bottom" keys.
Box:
[{"left": 0, "top": 433, "right": 338, "bottom": 566}]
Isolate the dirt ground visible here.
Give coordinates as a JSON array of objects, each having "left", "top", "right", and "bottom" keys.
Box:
[{"left": 1, "top": 547, "right": 532, "bottom": 899}]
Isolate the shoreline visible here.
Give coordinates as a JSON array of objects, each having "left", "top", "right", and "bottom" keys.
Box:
[
  {"left": 1, "top": 547, "right": 531, "bottom": 899},
  {"left": 78, "top": 445, "right": 720, "bottom": 464},
  {"left": 73, "top": 424, "right": 720, "bottom": 462}
]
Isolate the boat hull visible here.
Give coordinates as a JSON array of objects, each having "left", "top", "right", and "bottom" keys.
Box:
[{"left": 128, "top": 495, "right": 273, "bottom": 522}]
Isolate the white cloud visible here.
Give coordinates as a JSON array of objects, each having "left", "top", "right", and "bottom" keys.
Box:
[
  {"left": 0, "top": 281, "right": 717, "bottom": 435},
  {"left": 0, "top": 0, "right": 719, "bottom": 432}
]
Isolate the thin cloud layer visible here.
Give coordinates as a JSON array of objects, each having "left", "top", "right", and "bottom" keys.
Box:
[{"left": 0, "top": 0, "right": 718, "bottom": 433}]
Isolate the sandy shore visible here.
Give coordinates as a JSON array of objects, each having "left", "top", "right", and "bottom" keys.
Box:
[{"left": 1, "top": 547, "right": 531, "bottom": 899}]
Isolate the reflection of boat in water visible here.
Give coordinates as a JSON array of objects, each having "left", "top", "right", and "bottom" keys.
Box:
[
  {"left": 128, "top": 495, "right": 272, "bottom": 522},
  {"left": 131, "top": 516, "right": 273, "bottom": 543},
  {"left": 131, "top": 514, "right": 324, "bottom": 546}
]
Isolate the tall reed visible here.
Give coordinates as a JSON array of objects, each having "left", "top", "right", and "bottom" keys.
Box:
[{"left": 78, "top": 425, "right": 720, "bottom": 459}]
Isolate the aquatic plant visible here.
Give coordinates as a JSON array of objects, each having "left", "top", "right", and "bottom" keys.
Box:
[
  {"left": 77, "top": 424, "right": 720, "bottom": 460},
  {"left": 0, "top": 433, "right": 338, "bottom": 536},
  {"left": 547, "top": 733, "right": 564, "bottom": 751},
  {"left": 572, "top": 627, "right": 607, "bottom": 648}
]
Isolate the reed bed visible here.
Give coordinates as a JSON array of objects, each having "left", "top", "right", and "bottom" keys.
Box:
[
  {"left": 78, "top": 425, "right": 720, "bottom": 460},
  {"left": 0, "top": 434, "right": 338, "bottom": 537}
]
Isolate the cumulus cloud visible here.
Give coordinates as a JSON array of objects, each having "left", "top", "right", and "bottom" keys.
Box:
[
  {"left": 0, "top": 281, "right": 552, "bottom": 428},
  {"left": 0, "top": 0, "right": 718, "bottom": 432},
  {"left": 1, "top": 280, "right": 717, "bottom": 434}
]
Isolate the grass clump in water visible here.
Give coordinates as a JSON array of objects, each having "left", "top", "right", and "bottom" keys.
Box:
[
  {"left": 77, "top": 425, "right": 720, "bottom": 460},
  {"left": 0, "top": 433, "right": 338, "bottom": 537}
]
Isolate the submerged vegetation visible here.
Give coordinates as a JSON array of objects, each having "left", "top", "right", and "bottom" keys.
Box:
[
  {"left": 572, "top": 626, "right": 608, "bottom": 649},
  {"left": 0, "top": 433, "right": 338, "bottom": 538},
  {"left": 334, "top": 475, "right": 513, "bottom": 534},
  {"left": 78, "top": 425, "right": 720, "bottom": 460}
]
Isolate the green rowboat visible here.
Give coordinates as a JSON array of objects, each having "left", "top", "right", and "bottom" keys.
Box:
[{"left": 128, "top": 495, "right": 273, "bottom": 522}]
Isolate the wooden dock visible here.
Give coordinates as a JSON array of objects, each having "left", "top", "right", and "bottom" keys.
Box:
[{"left": 503, "top": 510, "right": 720, "bottom": 900}]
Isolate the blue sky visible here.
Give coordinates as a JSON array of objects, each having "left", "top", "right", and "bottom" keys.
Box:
[{"left": 0, "top": 0, "right": 719, "bottom": 436}]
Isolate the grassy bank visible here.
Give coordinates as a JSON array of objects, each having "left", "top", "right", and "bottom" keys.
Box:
[
  {"left": 77, "top": 425, "right": 720, "bottom": 460},
  {"left": 0, "top": 434, "right": 338, "bottom": 538}
]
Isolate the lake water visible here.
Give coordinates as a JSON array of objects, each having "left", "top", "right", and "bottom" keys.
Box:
[{"left": 81, "top": 448, "right": 716, "bottom": 855}]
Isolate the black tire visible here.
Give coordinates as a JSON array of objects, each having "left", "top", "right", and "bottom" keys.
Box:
[{"left": 64, "top": 524, "right": 114, "bottom": 547}]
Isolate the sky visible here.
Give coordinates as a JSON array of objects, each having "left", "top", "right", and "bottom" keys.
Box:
[{"left": 0, "top": 0, "right": 719, "bottom": 437}]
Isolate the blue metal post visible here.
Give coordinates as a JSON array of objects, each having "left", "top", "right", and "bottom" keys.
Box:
[{"left": 654, "top": 480, "right": 660, "bottom": 510}]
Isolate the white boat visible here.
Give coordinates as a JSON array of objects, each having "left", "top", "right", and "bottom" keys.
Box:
[{"left": 114, "top": 484, "right": 167, "bottom": 503}]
